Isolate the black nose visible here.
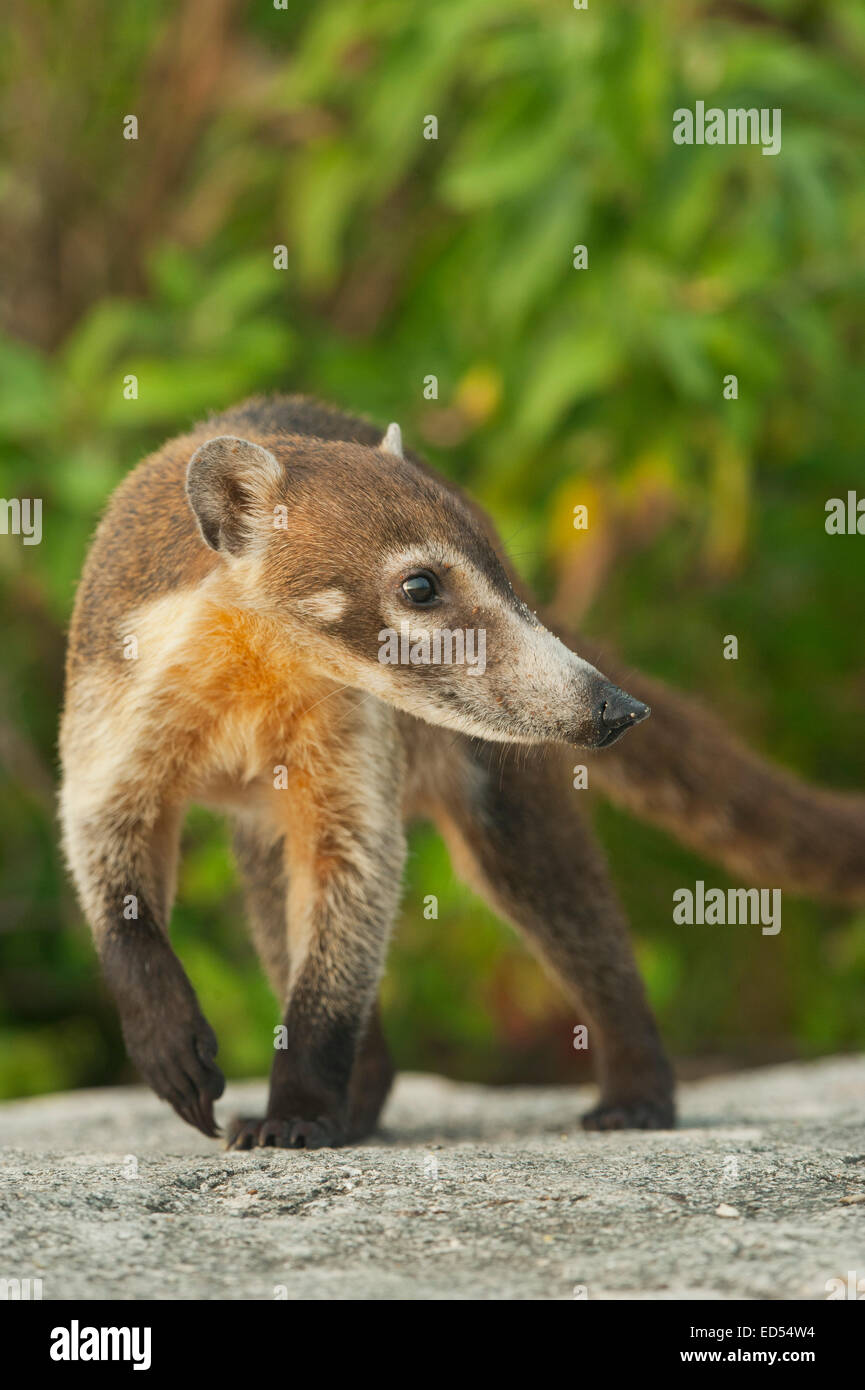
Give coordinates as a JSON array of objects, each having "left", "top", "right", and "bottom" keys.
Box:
[{"left": 599, "top": 687, "right": 651, "bottom": 731}]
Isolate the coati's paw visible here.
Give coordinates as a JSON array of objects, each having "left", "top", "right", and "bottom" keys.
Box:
[
  {"left": 225, "top": 1114, "right": 344, "bottom": 1151},
  {"left": 104, "top": 923, "right": 225, "bottom": 1138},
  {"left": 124, "top": 1013, "right": 225, "bottom": 1139},
  {"left": 581, "top": 1097, "right": 675, "bottom": 1131}
]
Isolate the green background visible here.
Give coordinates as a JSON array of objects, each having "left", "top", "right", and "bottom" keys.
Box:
[{"left": 1, "top": 0, "right": 864, "bottom": 1100}]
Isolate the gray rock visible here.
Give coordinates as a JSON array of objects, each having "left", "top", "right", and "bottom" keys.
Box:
[{"left": 1, "top": 1056, "right": 863, "bottom": 1300}]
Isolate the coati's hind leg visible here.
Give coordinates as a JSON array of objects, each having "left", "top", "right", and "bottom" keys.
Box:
[
  {"left": 230, "top": 818, "right": 290, "bottom": 999},
  {"left": 61, "top": 792, "right": 225, "bottom": 1136},
  {"left": 423, "top": 735, "right": 675, "bottom": 1130},
  {"left": 228, "top": 811, "right": 397, "bottom": 1150}
]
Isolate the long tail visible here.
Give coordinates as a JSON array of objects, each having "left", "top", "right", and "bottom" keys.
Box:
[{"left": 569, "top": 632, "right": 865, "bottom": 905}]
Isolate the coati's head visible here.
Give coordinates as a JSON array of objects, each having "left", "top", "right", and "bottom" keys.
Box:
[{"left": 186, "top": 427, "right": 649, "bottom": 750}]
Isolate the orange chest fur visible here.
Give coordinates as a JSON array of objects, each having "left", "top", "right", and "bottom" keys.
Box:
[{"left": 146, "top": 603, "right": 340, "bottom": 791}]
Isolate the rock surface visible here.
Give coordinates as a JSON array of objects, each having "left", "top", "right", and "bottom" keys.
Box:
[{"left": 1, "top": 1057, "right": 864, "bottom": 1300}]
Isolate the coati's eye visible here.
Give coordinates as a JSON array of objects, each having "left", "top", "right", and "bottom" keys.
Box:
[{"left": 401, "top": 572, "right": 437, "bottom": 604}]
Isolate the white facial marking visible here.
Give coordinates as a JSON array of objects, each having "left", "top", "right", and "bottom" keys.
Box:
[{"left": 294, "top": 588, "right": 348, "bottom": 622}]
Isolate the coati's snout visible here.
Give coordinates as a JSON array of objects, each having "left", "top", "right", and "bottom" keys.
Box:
[
  {"left": 536, "top": 667, "right": 651, "bottom": 751},
  {"left": 184, "top": 427, "right": 651, "bottom": 753},
  {"left": 593, "top": 684, "right": 651, "bottom": 748}
]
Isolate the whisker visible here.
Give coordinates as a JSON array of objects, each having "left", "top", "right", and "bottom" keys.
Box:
[
  {"left": 332, "top": 689, "right": 382, "bottom": 729},
  {"left": 300, "top": 681, "right": 357, "bottom": 719}
]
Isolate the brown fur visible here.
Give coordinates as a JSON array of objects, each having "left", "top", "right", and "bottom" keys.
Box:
[{"left": 58, "top": 395, "right": 865, "bottom": 1146}]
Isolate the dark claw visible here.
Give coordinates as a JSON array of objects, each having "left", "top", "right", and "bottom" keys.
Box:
[
  {"left": 224, "top": 1115, "right": 342, "bottom": 1150},
  {"left": 225, "top": 1116, "right": 262, "bottom": 1151}
]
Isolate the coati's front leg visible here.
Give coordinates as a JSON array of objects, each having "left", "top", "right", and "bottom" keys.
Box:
[
  {"left": 228, "top": 717, "right": 406, "bottom": 1151},
  {"left": 230, "top": 817, "right": 396, "bottom": 1145},
  {"left": 423, "top": 733, "right": 675, "bottom": 1129},
  {"left": 61, "top": 797, "right": 225, "bottom": 1136}
]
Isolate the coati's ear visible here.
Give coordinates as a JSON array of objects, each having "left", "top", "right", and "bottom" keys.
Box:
[
  {"left": 186, "top": 435, "right": 283, "bottom": 554},
  {"left": 380, "top": 422, "right": 403, "bottom": 459}
]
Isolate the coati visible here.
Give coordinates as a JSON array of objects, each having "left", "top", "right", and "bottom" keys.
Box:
[{"left": 59, "top": 395, "right": 865, "bottom": 1148}]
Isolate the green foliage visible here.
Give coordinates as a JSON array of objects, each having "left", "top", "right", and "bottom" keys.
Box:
[{"left": 1, "top": 0, "right": 864, "bottom": 1097}]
